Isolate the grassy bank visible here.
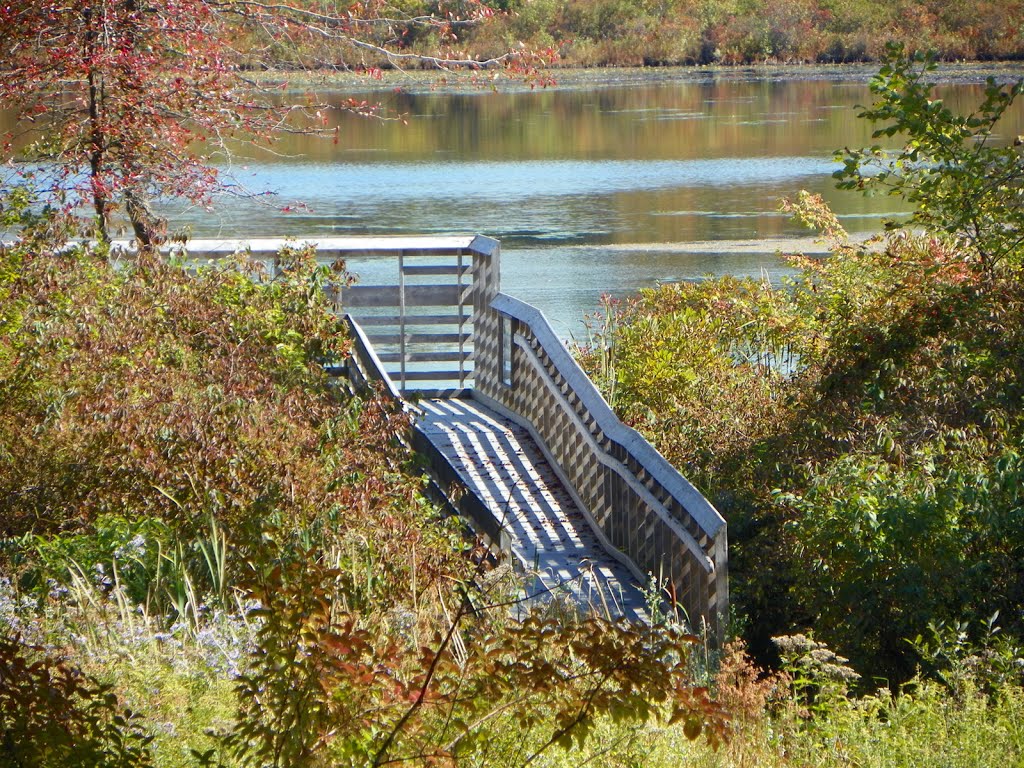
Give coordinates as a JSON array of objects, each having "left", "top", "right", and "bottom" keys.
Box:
[{"left": 256, "top": 60, "right": 1024, "bottom": 96}]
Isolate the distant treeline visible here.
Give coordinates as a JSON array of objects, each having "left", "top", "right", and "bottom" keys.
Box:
[
  {"left": 482, "top": 0, "right": 1024, "bottom": 66},
  {"left": 255, "top": 0, "right": 1024, "bottom": 69}
]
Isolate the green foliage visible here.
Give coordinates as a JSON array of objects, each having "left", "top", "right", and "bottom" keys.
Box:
[
  {"left": 836, "top": 45, "right": 1024, "bottom": 277},
  {"left": 575, "top": 279, "right": 802, "bottom": 490},
  {"left": 773, "top": 633, "right": 860, "bottom": 718},
  {"left": 779, "top": 436, "right": 1024, "bottom": 677},
  {"left": 0, "top": 634, "right": 154, "bottom": 767},
  {"left": 226, "top": 559, "right": 727, "bottom": 766},
  {"left": 768, "top": 670, "right": 1024, "bottom": 768},
  {"left": 911, "top": 614, "right": 1024, "bottom": 698},
  {"left": 0, "top": 215, "right": 460, "bottom": 609},
  {"left": 26, "top": 514, "right": 164, "bottom": 593},
  {"left": 579, "top": 161, "right": 1024, "bottom": 680},
  {"left": 543, "top": 635, "right": 1024, "bottom": 766}
]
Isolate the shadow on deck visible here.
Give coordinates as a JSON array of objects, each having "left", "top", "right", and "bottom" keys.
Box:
[{"left": 418, "top": 397, "right": 648, "bottom": 622}]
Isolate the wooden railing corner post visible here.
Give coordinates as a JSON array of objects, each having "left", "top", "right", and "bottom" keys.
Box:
[{"left": 470, "top": 236, "right": 501, "bottom": 395}]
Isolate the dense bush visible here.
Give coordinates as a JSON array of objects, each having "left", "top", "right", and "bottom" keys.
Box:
[
  {"left": 576, "top": 51, "right": 1024, "bottom": 681},
  {"left": 0, "top": 215, "right": 467, "bottom": 617},
  {"left": 0, "top": 635, "right": 154, "bottom": 767},
  {"left": 579, "top": 207, "right": 1024, "bottom": 681}
]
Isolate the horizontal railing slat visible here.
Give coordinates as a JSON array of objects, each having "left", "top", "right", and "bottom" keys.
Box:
[
  {"left": 378, "top": 351, "right": 474, "bottom": 363},
  {"left": 401, "top": 265, "right": 471, "bottom": 276},
  {"left": 353, "top": 314, "right": 470, "bottom": 327},
  {"left": 343, "top": 285, "right": 470, "bottom": 307},
  {"left": 398, "top": 370, "right": 472, "bottom": 381},
  {"left": 367, "top": 332, "right": 471, "bottom": 345},
  {"left": 143, "top": 236, "right": 480, "bottom": 260}
]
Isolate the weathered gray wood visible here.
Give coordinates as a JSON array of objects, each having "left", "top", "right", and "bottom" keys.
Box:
[
  {"left": 402, "top": 264, "right": 471, "bottom": 276},
  {"left": 342, "top": 284, "right": 469, "bottom": 308},
  {"left": 410, "top": 388, "right": 473, "bottom": 399},
  {"left": 344, "top": 315, "right": 403, "bottom": 402},
  {"left": 398, "top": 252, "right": 408, "bottom": 389},
  {"left": 366, "top": 332, "right": 471, "bottom": 346},
  {"left": 166, "top": 236, "right": 480, "bottom": 260},
  {"left": 456, "top": 250, "right": 467, "bottom": 389},
  {"left": 398, "top": 370, "right": 475, "bottom": 382},
  {"left": 418, "top": 397, "right": 648, "bottom": 621},
  {"left": 339, "top": 243, "right": 488, "bottom": 393},
  {"left": 377, "top": 351, "right": 474, "bottom": 364},
  {"left": 475, "top": 292, "right": 729, "bottom": 640},
  {"left": 354, "top": 314, "right": 471, "bottom": 326}
]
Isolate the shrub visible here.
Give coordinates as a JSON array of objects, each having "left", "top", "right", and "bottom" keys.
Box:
[
  {"left": 836, "top": 45, "right": 1024, "bottom": 279},
  {"left": 0, "top": 221, "right": 471, "bottom": 607},
  {"left": 225, "top": 558, "right": 728, "bottom": 767},
  {"left": 0, "top": 634, "right": 154, "bottom": 767},
  {"left": 577, "top": 185, "right": 1024, "bottom": 680}
]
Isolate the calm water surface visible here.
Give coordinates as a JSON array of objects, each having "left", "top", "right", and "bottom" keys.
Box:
[{"left": 36, "top": 68, "right": 1024, "bottom": 332}]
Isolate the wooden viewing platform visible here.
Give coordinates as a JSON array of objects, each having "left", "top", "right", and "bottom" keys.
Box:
[{"left": 183, "top": 236, "right": 728, "bottom": 636}]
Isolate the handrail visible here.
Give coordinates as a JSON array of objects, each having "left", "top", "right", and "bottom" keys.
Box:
[
  {"left": 511, "top": 335, "right": 713, "bottom": 570},
  {"left": 343, "top": 314, "right": 404, "bottom": 403},
  {"left": 344, "top": 317, "right": 513, "bottom": 554},
  {"left": 177, "top": 235, "right": 499, "bottom": 396},
  {"left": 493, "top": 294, "right": 726, "bottom": 540},
  {"left": 475, "top": 292, "right": 729, "bottom": 638}
]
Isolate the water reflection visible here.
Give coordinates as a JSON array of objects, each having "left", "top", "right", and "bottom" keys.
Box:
[
  {"left": 5, "top": 69, "right": 1023, "bottom": 332},
  {"left": 501, "top": 244, "right": 800, "bottom": 336}
]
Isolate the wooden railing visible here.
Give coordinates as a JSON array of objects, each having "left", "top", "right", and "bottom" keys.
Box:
[
  {"left": 344, "top": 313, "right": 403, "bottom": 402},
  {"left": 181, "top": 235, "right": 499, "bottom": 397},
  {"left": 473, "top": 294, "right": 729, "bottom": 639},
  {"left": 344, "top": 312, "right": 514, "bottom": 552},
  {"left": 180, "top": 235, "right": 727, "bottom": 636}
]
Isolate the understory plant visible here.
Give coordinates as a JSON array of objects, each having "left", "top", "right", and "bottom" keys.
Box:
[
  {"left": 224, "top": 558, "right": 727, "bottom": 766},
  {"left": 0, "top": 634, "right": 154, "bottom": 767},
  {"left": 835, "top": 44, "right": 1024, "bottom": 278},
  {"left": 579, "top": 196, "right": 1024, "bottom": 680}
]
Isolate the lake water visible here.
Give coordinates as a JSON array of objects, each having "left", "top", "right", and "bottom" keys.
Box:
[{"left": 21, "top": 66, "right": 1024, "bottom": 334}]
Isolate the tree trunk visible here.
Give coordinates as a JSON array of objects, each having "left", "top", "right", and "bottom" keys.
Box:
[
  {"left": 85, "top": 4, "right": 109, "bottom": 244},
  {"left": 124, "top": 187, "right": 167, "bottom": 251}
]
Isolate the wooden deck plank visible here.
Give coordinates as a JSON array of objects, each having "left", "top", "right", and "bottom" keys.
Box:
[{"left": 417, "top": 397, "right": 648, "bottom": 622}]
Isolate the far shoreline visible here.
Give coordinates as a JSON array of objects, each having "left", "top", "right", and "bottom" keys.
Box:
[{"left": 259, "top": 60, "right": 1024, "bottom": 94}]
